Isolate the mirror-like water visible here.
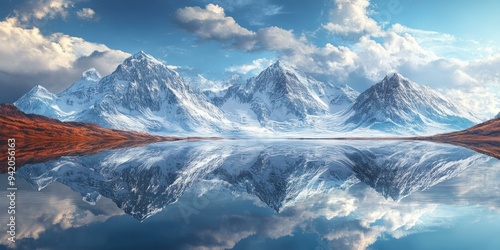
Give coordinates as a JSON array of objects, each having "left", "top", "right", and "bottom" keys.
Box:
[{"left": 1, "top": 140, "right": 499, "bottom": 249}]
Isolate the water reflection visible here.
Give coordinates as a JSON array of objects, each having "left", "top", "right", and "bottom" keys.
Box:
[{"left": 1, "top": 140, "right": 499, "bottom": 249}]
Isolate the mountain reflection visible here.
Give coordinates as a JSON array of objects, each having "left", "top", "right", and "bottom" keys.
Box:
[{"left": 17, "top": 140, "right": 490, "bottom": 221}]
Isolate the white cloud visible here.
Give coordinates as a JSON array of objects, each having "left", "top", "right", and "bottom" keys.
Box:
[
  {"left": 175, "top": 4, "right": 358, "bottom": 79},
  {"left": 0, "top": 17, "right": 128, "bottom": 75},
  {"left": 390, "top": 23, "right": 455, "bottom": 44},
  {"left": 350, "top": 31, "right": 439, "bottom": 82},
  {"left": 174, "top": 4, "right": 312, "bottom": 53},
  {"left": 166, "top": 65, "right": 181, "bottom": 70},
  {"left": 14, "top": 0, "right": 75, "bottom": 25},
  {"left": 226, "top": 58, "right": 274, "bottom": 75},
  {"left": 76, "top": 8, "right": 96, "bottom": 20},
  {"left": 466, "top": 54, "right": 500, "bottom": 84},
  {"left": 174, "top": 4, "right": 257, "bottom": 51},
  {"left": 323, "top": 0, "right": 382, "bottom": 36},
  {"left": 442, "top": 87, "right": 499, "bottom": 119},
  {"left": 198, "top": 0, "right": 283, "bottom": 26},
  {"left": 389, "top": 24, "right": 500, "bottom": 61}
]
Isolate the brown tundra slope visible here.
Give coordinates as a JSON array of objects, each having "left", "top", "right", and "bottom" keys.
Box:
[
  {"left": 0, "top": 103, "right": 186, "bottom": 170},
  {"left": 414, "top": 117, "right": 500, "bottom": 159}
]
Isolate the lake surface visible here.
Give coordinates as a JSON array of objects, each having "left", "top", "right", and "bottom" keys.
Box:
[{"left": 1, "top": 140, "right": 499, "bottom": 249}]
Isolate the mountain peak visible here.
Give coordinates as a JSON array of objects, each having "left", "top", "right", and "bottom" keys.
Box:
[
  {"left": 29, "top": 85, "right": 51, "bottom": 95},
  {"left": 270, "top": 60, "right": 292, "bottom": 71},
  {"left": 273, "top": 60, "right": 284, "bottom": 66},
  {"left": 495, "top": 112, "right": 500, "bottom": 119},
  {"left": 132, "top": 50, "right": 148, "bottom": 59},
  {"left": 114, "top": 51, "right": 174, "bottom": 80},
  {"left": 380, "top": 72, "right": 413, "bottom": 90},
  {"left": 391, "top": 72, "right": 404, "bottom": 80},
  {"left": 81, "top": 68, "right": 101, "bottom": 81},
  {"left": 127, "top": 51, "right": 163, "bottom": 65}
]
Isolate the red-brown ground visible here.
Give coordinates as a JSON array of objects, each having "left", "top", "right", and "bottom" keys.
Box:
[
  {"left": 413, "top": 118, "right": 500, "bottom": 159},
  {"left": 0, "top": 104, "right": 191, "bottom": 171}
]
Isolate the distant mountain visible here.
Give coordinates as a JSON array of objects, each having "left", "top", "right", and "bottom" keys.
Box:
[
  {"left": 495, "top": 112, "right": 500, "bottom": 119},
  {"left": 219, "top": 61, "right": 359, "bottom": 125},
  {"left": 185, "top": 73, "right": 245, "bottom": 106},
  {"left": 344, "top": 73, "right": 481, "bottom": 134},
  {"left": 15, "top": 52, "right": 233, "bottom": 134},
  {"left": 184, "top": 73, "right": 243, "bottom": 93}
]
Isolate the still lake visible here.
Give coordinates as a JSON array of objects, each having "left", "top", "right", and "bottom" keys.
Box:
[{"left": 1, "top": 140, "right": 500, "bottom": 250}]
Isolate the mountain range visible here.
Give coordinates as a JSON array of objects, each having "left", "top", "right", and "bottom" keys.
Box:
[
  {"left": 15, "top": 52, "right": 232, "bottom": 134},
  {"left": 14, "top": 51, "right": 482, "bottom": 136}
]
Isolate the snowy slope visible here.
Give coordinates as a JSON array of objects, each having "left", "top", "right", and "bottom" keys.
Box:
[{"left": 343, "top": 73, "right": 481, "bottom": 134}]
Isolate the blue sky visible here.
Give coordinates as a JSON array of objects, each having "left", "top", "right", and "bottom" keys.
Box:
[{"left": 0, "top": 0, "right": 499, "bottom": 117}]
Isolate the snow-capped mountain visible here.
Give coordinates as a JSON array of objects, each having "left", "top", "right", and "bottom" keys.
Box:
[
  {"left": 219, "top": 61, "right": 359, "bottom": 126},
  {"left": 13, "top": 85, "right": 64, "bottom": 118},
  {"left": 15, "top": 51, "right": 233, "bottom": 134},
  {"left": 14, "top": 68, "right": 103, "bottom": 119},
  {"left": 343, "top": 73, "right": 481, "bottom": 133}
]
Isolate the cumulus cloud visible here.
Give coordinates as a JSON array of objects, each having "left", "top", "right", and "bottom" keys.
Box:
[
  {"left": 174, "top": 4, "right": 357, "bottom": 78},
  {"left": 14, "top": 0, "right": 75, "bottom": 25},
  {"left": 174, "top": 4, "right": 257, "bottom": 51},
  {"left": 323, "top": 0, "right": 382, "bottom": 36},
  {"left": 76, "top": 8, "right": 96, "bottom": 20},
  {"left": 0, "top": 17, "right": 129, "bottom": 103},
  {"left": 174, "top": 4, "right": 308, "bottom": 53},
  {"left": 349, "top": 31, "right": 438, "bottom": 82},
  {"left": 442, "top": 87, "right": 499, "bottom": 120},
  {"left": 198, "top": 0, "right": 283, "bottom": 26}
]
